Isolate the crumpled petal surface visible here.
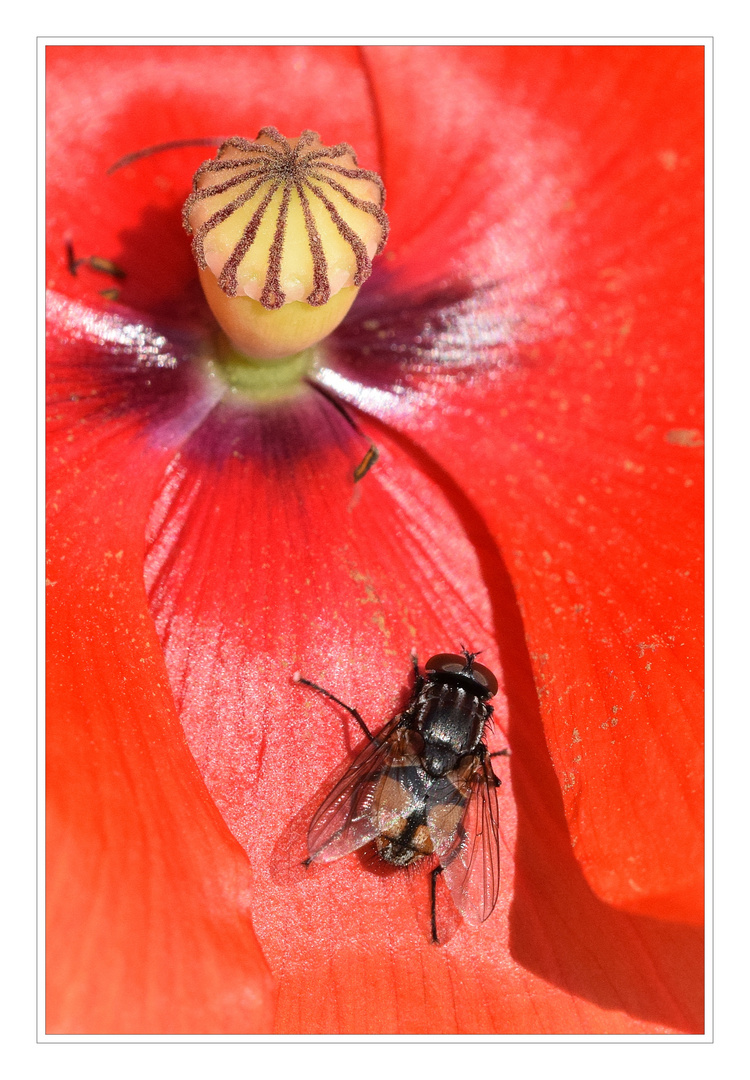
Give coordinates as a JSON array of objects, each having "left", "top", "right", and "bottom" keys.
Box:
[{"left": 47, "top": 44, "right": 704, "bottom": 1034}]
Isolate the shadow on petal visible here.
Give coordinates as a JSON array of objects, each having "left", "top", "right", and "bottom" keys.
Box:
[{"left": 371, "top": 419, "right": 704, "bottom": 1034}]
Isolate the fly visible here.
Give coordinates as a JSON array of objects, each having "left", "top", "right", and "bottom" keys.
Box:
[{"left": 295, "top": 648, "right": 507, "bottom": 942}]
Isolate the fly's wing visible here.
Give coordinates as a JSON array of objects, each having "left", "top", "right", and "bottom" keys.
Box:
[
  {"left": 307, "top": 717, "right": 420, "bottom": 864},
  {"left": 426, "top": 752, "right": 501, "bottom": 925}
]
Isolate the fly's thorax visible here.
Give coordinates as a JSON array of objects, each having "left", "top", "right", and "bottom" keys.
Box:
[
  {"left": 422, "top": 742, "right": 459, "bottom": 778},
  {"left": 391, "top": 726, "right": 425, "bottom": 760},
  {"left": 416, "top": 680, "right": 488, "bottom": 776}
]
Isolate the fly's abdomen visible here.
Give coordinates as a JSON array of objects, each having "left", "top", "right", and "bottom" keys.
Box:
[{"left": 372, "top": 766, "right": 434, "bottom": 866}]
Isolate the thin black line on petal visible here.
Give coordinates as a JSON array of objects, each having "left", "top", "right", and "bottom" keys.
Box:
[{"left": 106, "top": 137, "right": 225, "bottom": 174}]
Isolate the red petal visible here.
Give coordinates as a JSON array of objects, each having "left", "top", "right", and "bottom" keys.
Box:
[
  {"left": 46, "top": 294, "right": 275, "bottom": 1033},
  {"left": 46, "top": 45, "right": 704, "bottom": 1034},
  {"left": 142, "top": 394, "right": 701, "bottom": 1033}
]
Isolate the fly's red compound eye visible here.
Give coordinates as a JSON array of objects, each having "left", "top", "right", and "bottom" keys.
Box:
[
  {"left": 425, "top": 653, "right": 466, "bottom": 676},
  {"left": 469, "top": 662, "right": 499, "bottom": 698}
]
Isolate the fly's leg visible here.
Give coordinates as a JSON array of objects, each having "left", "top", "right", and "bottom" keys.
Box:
[
  {"left": 409, "top": 647, "right": 425, "bottom": 698},
  {"left": 430, "top": 865, "right": 443, "bottom": 944},
  {"left": 296, "top": 670, "right": 376, "bottom": 870},
  {"left": 483, "top": 747, "right": 509, "bottom": 787},
  {"left": 293, "top": 672, "right": 375, "bottom": 742},
  {"left": 432, "top": 824, "right": 471, "bottom": 946}
]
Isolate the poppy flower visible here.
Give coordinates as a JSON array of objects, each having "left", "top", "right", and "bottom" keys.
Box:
[{"left": 46, "top": 44, "right": 704, "bottom": 1035}]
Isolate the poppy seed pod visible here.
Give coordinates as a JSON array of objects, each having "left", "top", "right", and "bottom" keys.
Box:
[{"left": 184, "top": 127, "right": 388, "bottom": 360}]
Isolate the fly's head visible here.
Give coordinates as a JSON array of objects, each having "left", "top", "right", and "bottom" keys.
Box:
[{"left": 423, "top": 649, "right": 498, "bottom": 700}]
